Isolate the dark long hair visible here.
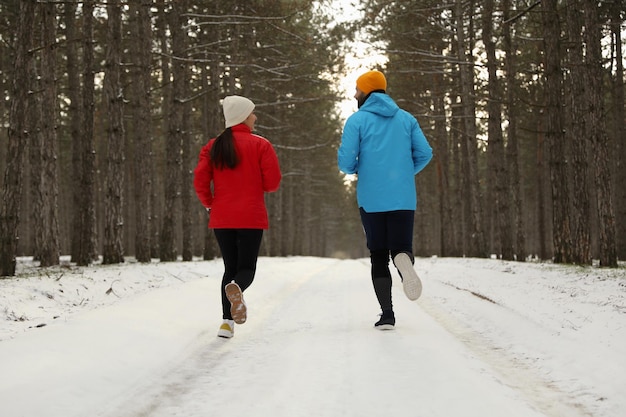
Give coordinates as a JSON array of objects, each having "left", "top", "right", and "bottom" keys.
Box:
[{"left": 210, "top": 128, "right": 239, "bottom": 169}]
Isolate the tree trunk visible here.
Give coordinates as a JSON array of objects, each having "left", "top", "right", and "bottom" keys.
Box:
[
  {"left": 449, "top": 88, "right": 464, "bottom": 257},
  {"left": 180, "top": 9, "right": 193, "bottom": 262},
  {"left": 29, "top": 14, "right": 44, "bottom": 263},
  {"left": 536, "top": 123, "right": 549, "bottom": 261},
  {"left": 483, "top": 0, "right": 513, "bottom": 260},
  {"left": 0, "top": 0, "right": 35, "bottom": 277},
  {"left": 38, "top": 1, "right": 60, "bottom": 267},
  {"left": 610, "top": 1, "right": 625, "bottom": 261},
  {"left": 130, "top": 0, "right": 153, "bottom": 263},
  {"left": 160, "top": 2, "right": 186, "bottom": 261},
  {"left": 541, "top": 0, "right": 572, "bottom": 263},
  {"left": 79, "top": 0, "right": 100, "bottom": 265},
  {"left": 79, "top": 0, "right": 98, "bottom": 265},
  {"left": 68, "top": 0, "right": 98, "bottom": 266},
  {"left": 432, "top": 69, "right": 452, "bottom": 257},
  {"left": 152, "top": 0, "right": 169, "bottom": 259},
  {"left": 503, "top": 0, "right": 526, "bottom": 261},
  {"left": 103, "top": 0, "right": 125, "bottom": 264},
  {"left": 66, "top": 0, "right": 86, "bottom": 265},
  {"left": 455, "top": 0, "right": 485, "bottom": 258},
  {"left": 566, "top": 0, "right": 592, "bottom": 265},
  {"left": 583, "top": 0, "right": 618, "bottom": 267},
  {"left": 201, "top": 55, "right": 221, "bottom": 260}
]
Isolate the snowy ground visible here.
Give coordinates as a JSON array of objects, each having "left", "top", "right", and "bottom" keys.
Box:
[{"left": 0, "top": 256, "right": 624, "bottom": 417}]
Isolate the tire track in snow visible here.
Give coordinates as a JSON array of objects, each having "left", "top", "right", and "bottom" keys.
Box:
[{"left": 418, "top": 285, "right": 594, "bottom": 417}]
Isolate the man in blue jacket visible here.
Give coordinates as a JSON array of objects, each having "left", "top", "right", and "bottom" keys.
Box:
[{"left": 338, "top": 70, "right": 433, "bottom": 330}]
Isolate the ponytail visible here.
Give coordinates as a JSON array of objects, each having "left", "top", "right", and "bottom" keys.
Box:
[{"left": 210, "top": 128, "right": 239, "bottom": 169}]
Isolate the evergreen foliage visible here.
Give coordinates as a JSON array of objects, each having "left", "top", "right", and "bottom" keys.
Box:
[{"left": 0, "top": 0, "right": 624, "bottom": 274}]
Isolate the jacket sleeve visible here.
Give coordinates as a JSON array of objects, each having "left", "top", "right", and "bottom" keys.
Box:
[
  {"left": 261, "top": 141, "right": 282, "bottom": 193},
  {"left": 337, "top": 116, "right": 359, "bottom": 174},
  {"left": 411, "top": 118, "right": 433, "bottom": 175},
  {"left": 193, "top": 143, "right": 214, "bottom": 208}
]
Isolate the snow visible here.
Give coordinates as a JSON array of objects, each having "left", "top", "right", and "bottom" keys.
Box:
[{"left": 0, "top": 256, "right": 624, "bottom": 417}]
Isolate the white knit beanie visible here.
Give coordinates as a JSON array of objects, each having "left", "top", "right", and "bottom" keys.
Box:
[{"left": 223, "top": 95, "right": 255, "bottom": 128}]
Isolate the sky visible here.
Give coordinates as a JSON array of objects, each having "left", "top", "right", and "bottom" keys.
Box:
[
  {"left": 1, "top": 256, "right": 624, "bottom": 417},
  {"left": 325, "top": 0, "right": 388, "bottom": 120}
]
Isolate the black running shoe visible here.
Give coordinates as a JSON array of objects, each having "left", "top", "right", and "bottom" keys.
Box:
[{"left": 374, "top": 310, "right": 395, "bottom": 330}]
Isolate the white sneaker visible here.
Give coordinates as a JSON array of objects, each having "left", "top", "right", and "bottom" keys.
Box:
[
  {"left": 217, "top": 319, "right": 234, "bottom": 338},
  {"left": 225, "top": 281, "right": 247, "bottom": 324},
  {"left": 393, "top": 252, "right": 422, "bottom": 301}
]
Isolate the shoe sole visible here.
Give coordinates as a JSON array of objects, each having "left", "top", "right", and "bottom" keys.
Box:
[
  {"left": 217, "top": 329, "right": 233, "bottom": 338},
  {"left": 375, "top": 324, "right": 395, "bottom": 331},
  {"left": 394, "top": 253, "right": 422, "bottom": 301},
  {"left": 225, "top": 282, "right": 247, "bottom": 324}
]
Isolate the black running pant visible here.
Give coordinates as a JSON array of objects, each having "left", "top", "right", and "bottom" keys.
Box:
[
  {"left": 213, "top": 229, "right": 264, "bottom": 319},
  {"left": 359, "top": 208, "right": 415, "bottom": 311}
]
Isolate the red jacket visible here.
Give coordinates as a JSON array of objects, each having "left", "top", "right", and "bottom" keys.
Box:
[{"left": 193, "top": 124, "right": 282, "bottom": 229}]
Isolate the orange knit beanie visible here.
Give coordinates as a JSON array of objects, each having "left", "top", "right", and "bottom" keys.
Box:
[{"left": 356, "top": 70, "right": 387, "bottom": 94}]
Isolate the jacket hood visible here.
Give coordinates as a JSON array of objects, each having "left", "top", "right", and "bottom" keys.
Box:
[{"left": 359, "top": 92, "right": 399, "bottom": 118}]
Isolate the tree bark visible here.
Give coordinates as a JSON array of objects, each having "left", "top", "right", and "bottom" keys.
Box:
[
  {"left": 503, "top": 0, "right": 526, "bottom": 261},
  {"left": 455, "top": 0, "right": 485, "bottom": 258},
  {"left": 80, "top": 0, "right": 98, "bottom": 265},
  {"left": 130, "top": 0, "right": 153, "bottom": 263},
  {"left": 29, "top": 11, "right": 44, "bottom": 263},
  {"left": 38, "top": 0, "right": 60, "bottom": 267},
  {"left": 536, "top": 124, "right": 549, "bottom": 261},
  {"left": 583, "top": 0, "right": 618, "bottom": 267},
  {"left": 103, "top": 0, "right": 125, "bottom": 264},
  {"left": 160, "top": 1, "right": 186, "bottom": 261},
  {"left": 541, "top": 0, "right": 572, "bottom": 263},
  {"left": 432, "top": 68, "right": 452, "bottom": 257},
  {"left": 200, "top": 52, "right": 221, "bottom": 260},
  {"left": 483, "top": 0, "right": 513, "bottom": 260},
  {"left": 566, "top": 0, "right": 592, "bottom": 265},
  {"left": 180, "top": 3, "right": 193, "bottom": 262},
  {"left": 152, "top": 0, "right": 169, "bottom": 259},
  {"left": 0, "top": 0, "right": 35, "bottom": 277},
  {"left": 610, "top": 1, "right": 625, "bottom": 261},
  {"left": 66, "top": 0, "right": 85, "bottom": 264}
]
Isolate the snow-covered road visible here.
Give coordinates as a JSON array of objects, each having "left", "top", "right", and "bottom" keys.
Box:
[{"left": 1, "top": 257, "right": 624, "bottom": 417}]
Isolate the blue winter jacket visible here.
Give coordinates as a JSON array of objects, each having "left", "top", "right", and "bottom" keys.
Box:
[{"left": 337, "top": 92, "right": 433, "bottom": 212}]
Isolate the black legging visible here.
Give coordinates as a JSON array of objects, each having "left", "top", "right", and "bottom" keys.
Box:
[
  {"left": 359, "top": 208, "right": 415, "bottom": 312},
  {"left": 213, "top": 229, "right": 264, "bottom": 320}
]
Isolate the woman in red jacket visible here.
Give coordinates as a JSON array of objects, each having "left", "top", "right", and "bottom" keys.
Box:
[{"left": 193, "top": 95, "right": 282, "bottom": 338}]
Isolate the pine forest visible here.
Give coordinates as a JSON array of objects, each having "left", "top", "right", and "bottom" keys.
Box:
[{"left": 0, "top": 0, "right": 624, "bottom": 276}]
